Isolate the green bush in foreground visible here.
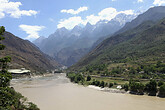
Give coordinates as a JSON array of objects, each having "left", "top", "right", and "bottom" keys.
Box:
[
  {"left": 0, "top": 26, "right": 39, "bottom": 110},
  {"left": 0, "top": 87, "right": 39, "bottom": 110}
]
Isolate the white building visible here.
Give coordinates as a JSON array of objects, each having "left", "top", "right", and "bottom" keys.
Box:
[{"left": 8, "top": 68, "right": 31, "bottom": 75}]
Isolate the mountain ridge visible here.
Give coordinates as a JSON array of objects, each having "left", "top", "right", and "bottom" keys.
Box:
[
  {"left": 70, "top": 16, "right": 165, "bottom": 71},
  {"left": 34, "top": 13, "right": 136, "bottom": 66},
  {"left": 1, "top": 31, "right": 60, "bottom": 72},
  {"left": 115, "top": 6, "right": 165, "bottom": 35}
]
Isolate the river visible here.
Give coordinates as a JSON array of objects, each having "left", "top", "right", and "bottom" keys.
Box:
[{"left": 11, "top": 73, "right": 165, "bottom": 110}]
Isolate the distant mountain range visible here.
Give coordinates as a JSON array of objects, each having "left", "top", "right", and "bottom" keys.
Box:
[
  {"left": 70, "top": 6, "right": 165, "bottom": 71},
  {"left": 1, "top": 32, "right": 60, "bottom": 72},
  {"left": 33, "top": 13, "right": 136, "bottom": 66}
]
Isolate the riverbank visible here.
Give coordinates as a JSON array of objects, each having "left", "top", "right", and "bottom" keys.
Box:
[
  {"left": 11, "top": 73, "right": 165, "bottom": 110},
  {"left": 67, "top": 73, "right": 165, "bottom": 98},
  {"left": 88, "top": 85, "right": 127, "bottom": 94}
]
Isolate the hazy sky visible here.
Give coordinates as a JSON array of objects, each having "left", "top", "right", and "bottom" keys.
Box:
[{"left": 0, "top": 0, "right": 164, "bottom": 41}]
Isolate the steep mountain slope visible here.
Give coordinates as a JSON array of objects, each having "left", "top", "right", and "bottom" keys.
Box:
[
  {"left": 33, "top": 36, "right": 46, "bottom": 48},
  {"left": 34, "top": 14, "right": 135, "bottom": 66},
  {"left": 70, "top": 20, "right": 156, "bottom": 70},
  {"left": 115, "top": 6, "right": 165, "bottom": 35},
  {"left": 0, "top": 32, "right": 60, "bottom": 72},
  {"left": 70, "top": 6, "right": 165, "bottom": 71},
  {"left": 55, "top": 48, "right": 89, "bottom": 66},
  {"left": 71, "top": 18, "right": 165, "bottom": 71}
]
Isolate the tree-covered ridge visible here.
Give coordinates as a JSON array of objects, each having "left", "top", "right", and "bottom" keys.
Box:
[
  {"left": 70, "top": 18, "right": 165, "bottom": 71},
  {"left": 0, "top": 26, "right": 39, "bottom": 110}
]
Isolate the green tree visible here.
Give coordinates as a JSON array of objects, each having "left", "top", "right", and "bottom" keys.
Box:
[
  {"left": 100, "top": 81, "right": 105, "bottom": 88},
  {"left": 94, "top": 80, "right": 100, "bottom": 86},
  {"left": 67, "top": 73, "right": 76, "bottom": 82},
  {"left": 86, "top": 75, "right": 91, "bottom": 81},
  {"left": 129, "top": 80, "right": 144, "bottom": 95},
  {"left": 156, "top": 61, "right": 162, "bottom": 68},
  {"left": 0, "top": 26, "right": 39, "bottom": 110},
  {"left": 122, "top": 83, "right": 129, "bottom": 91},
  {"left": 129, "top": 82, "right": 144, "bottom": 95},
  {"left": 158, "top": 84, "right": 165, "bottom": 97},
  {"left": 145, "top": 80, "right": 157, "bottom": 96},
  {"left": 158, "top": 80, "right": 164, "bottom": 87},
  {"left": 75, "top": 74, "right": 84, "bottom": 83},
  {"left": 0, "top": 26, "right": 12, "bottom": 87},
  {"left": 109, "top": 83, "right": 113, "bottom": 88}
]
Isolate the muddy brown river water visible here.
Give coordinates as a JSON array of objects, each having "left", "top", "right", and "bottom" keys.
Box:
[{"left": 11, "top": 73, "right": 165, "bottom": 110}]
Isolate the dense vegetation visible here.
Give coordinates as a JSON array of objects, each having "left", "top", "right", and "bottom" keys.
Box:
[
  {"left": 80, "top": 61, "right": 165, "bottom": 80},
  {"left": 67, "top": 73, "right": 165, "bottom": 97},
  {"left": 0, "top": 26, "right": 39, "bottom": 110}
]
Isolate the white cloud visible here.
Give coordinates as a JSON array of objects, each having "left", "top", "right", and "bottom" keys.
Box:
[
  {"left": 137, "top": 0, "right": 144, "bottom": 3},
  {"left": 85, "top": 15, "right": 101, "bottom": 25},
  {"left": 153, "top": 0, "right": 165, "bottom": 6},
  {"left": 0, "top": 0, "right": 37, "bottom": 19},
  {"left": 19, "top": 25, "right": 45, "bottom": 39},
  {"left": 112, "top": 0, "right": 117, "bottom": 1},
  {"left": 91, "top": 8, "right": 134, "bottom": 22},
  {"left": 119, "top": 10, "right": 134, "bottom": 15},
  {"left": 0, "top": 12, "right": 5, "bottom": 19},
  {"left": 61, "top": 6, "right": 88, "bottom": 15},
  {"left": 58, "top": 7, "right": 135, "bottom": 29},
  {"left": 57, "top": 17, "right": 83, "bottom": 29},
  {"left": 98, "top": 7, "right": 118, "bottom": 21}
]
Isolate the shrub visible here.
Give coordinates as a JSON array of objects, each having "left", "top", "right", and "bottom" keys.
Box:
[
  {"left": 109, "top": 83, "right": 113, "bottom": 88},
  {"left": 158, "top": 84, "right": 165, "bottom": 97},
  {"left": 95, "top": 80, "right": 100, "bottom": 86},
  {"left": 91, "top": 80, "right": 100, "bottom": 86},
  {"left": 0, "top": 87, "right": 39, "bottom": 110},
  {"left": 145, "top": 80, "right": 157, "bottom": 96},
  {"left": 67, "top": 73, "right": 84, "bottom": 83},
  {"left": 100, "top": 81, "right": 105, "bottom": 88},
  {"left": 129, "top": 80, "right": 144, "bottom": 95},
  {"left": 75, "top": 74, "right": 84, "bottom": 83},
  {"left": 86, "top": 75, "right": 91, "bottom": 81},
  {"left": 158, "top": 80, "right": 164, "bottom": 87},
  {"left": 122, "top": 83, "right": 129, "bottom": 91}
]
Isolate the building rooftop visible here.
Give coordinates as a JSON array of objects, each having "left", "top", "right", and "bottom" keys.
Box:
[{"left": 8, "top": 68, "right": 30, "bottom": 74}]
